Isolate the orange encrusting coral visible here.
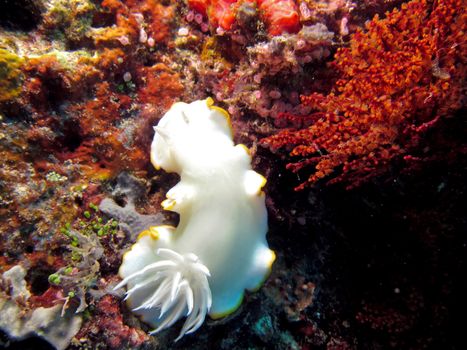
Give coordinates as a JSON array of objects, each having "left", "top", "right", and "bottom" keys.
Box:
[
  {"left": 23, "top": 53, "right": 104, "bottom": 107},
  {"left": 188, "top": 0, "right": 211, "bottom": 16},
  {"left": 188, "top": 0, "right": 301, "bottom": 34},
  {"left": 262, "top": 0, "right": 465, "bottom": 190},
  {"left": 135, "top": 1, "right": 176, "bottom": 44},
  {"left": 137, "top": 63, "right": 185, "bottom": 108},
  {"left": 60, "top": 82, "right": 147, "bottom": 180},
  {"left": 95, "top": 0, "right": 139, "bottom": 47},
  {"left": 209, "top": 0, "right": 240, "bottom": 30},
  {"left": 99, "top": 0, "right": 176, "bottom": 47},
  {"left": 257, "top": 0, "right": 301, "bottom": 35}
]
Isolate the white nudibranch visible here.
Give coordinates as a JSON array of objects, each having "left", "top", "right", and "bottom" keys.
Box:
[{"left": 116, "top": 98, "right": 275, "bottom": 340}]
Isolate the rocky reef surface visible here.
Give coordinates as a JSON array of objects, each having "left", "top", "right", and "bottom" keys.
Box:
[{"left": 0, "top": 0, "right": 465, "bottom": 349}]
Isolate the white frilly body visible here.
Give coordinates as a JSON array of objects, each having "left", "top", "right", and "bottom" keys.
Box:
[{"left": 116, "top": 98, "right": 275, "bottom": 340}]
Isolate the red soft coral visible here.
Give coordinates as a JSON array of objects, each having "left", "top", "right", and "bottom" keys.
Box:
[{"left": 262, "top": 0, "right": 465, "bottom": 190}]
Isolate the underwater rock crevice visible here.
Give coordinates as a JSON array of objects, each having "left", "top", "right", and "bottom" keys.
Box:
[{"left": 0, "top": 0, "right": 43, "bottom": 31}]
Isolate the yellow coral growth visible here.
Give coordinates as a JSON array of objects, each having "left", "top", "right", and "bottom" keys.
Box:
[{"left": 0, "top": 49, "right": 23, "bottom": 102}]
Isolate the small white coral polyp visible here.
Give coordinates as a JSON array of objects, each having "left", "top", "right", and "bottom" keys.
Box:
[{"left": 117, "top": 98, "right": 275, "bottom": 339}]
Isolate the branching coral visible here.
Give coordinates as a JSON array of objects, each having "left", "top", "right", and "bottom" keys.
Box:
[{"left": 262, "top": 0, "right": 466, "bottom": 190}]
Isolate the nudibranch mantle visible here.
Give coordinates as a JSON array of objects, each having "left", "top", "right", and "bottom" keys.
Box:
[{"left": 117, "top": 98, "right": 275, "bottom": 340}]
